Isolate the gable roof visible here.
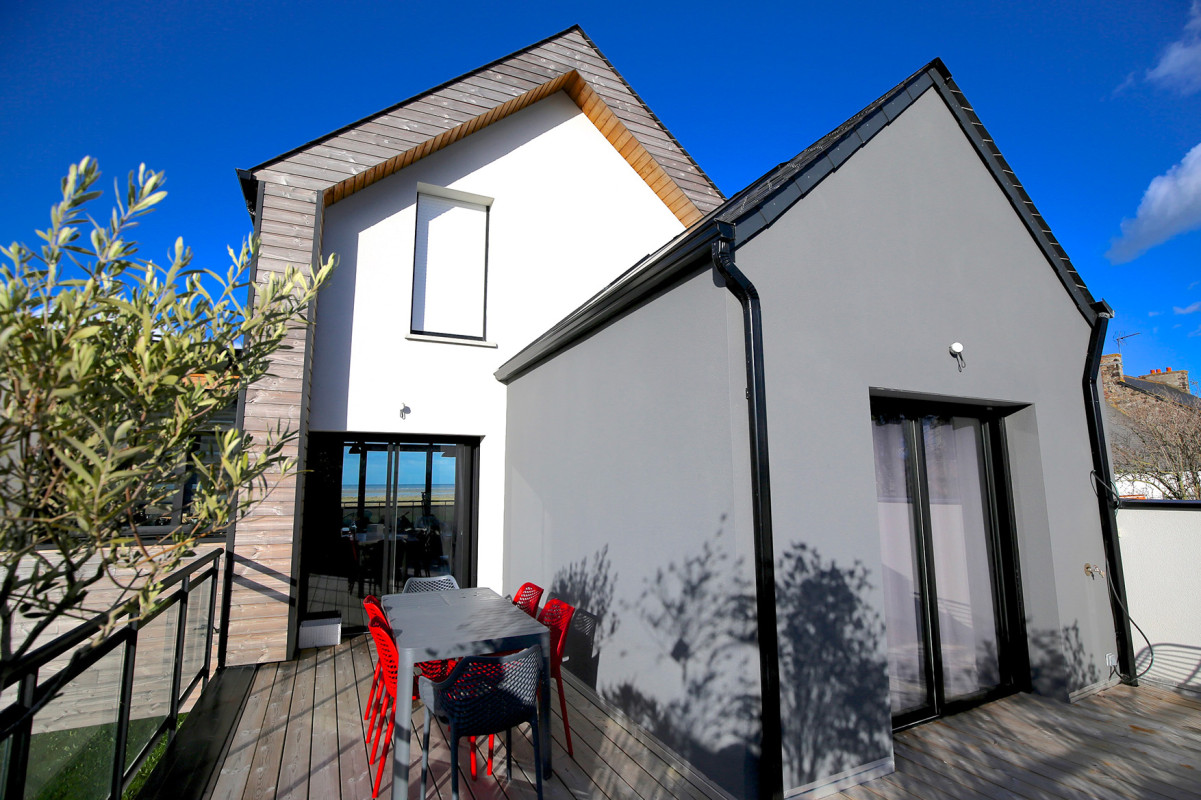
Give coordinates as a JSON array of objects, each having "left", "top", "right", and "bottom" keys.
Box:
[
  {"left": 238, "top": 26, "right": 722, "bottom": 226},
  {"left": 496, "top": 59, "right": 1103, "bottom": 384}
]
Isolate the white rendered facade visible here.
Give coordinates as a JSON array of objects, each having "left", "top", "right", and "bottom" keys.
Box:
[{"left": 309, "top": 91, "right": 686, "bottom": 590}]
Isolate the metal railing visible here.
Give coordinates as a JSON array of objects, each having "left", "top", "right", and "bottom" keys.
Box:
[{"left": 0, "top": 548, "right": 221, "bottom": 800}]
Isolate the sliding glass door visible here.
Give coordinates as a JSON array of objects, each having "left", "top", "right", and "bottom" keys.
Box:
[
  {"left": 871, "top": 402, "right": 1025, "bottom": 728},
  {"left": 302, "top": 434, "right": 479, "bottom": 629}
]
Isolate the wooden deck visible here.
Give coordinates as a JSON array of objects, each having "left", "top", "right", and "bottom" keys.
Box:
[
  {"left": 203, "top": 636, "right": 733, "bottom": 800},
  {"left": 834, "top": 683, "right": 1201, "bottom": 800},
  {"left": 196, "top": 636, "right": 1201, "bottom": 800}
]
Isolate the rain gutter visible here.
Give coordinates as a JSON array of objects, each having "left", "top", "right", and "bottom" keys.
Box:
[
  {"left": 711, "top": 221, "right": 784, "bottom": 800},
  {"left": 1082, "top": 299, "right": 1137, "bottom": 682}
]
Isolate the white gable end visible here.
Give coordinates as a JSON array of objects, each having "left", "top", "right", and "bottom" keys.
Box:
[
  {"left": 312, "top": 91, "right": 685, "bottom": 433},
  {"left": 309, "top": 91, "right": 685, "bottom": 590}
]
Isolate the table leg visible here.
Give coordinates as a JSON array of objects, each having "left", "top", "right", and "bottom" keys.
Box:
[
  {"left": 392, "top": 650, "right": 415, "bottom": 800},
  {"left": 540, "top": 631, "right": 552, "bottom": 779}
]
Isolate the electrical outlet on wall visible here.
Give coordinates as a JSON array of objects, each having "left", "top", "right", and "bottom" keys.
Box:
[{"left": 1106, "top": 653, "right": 1119, "bottom": 667}]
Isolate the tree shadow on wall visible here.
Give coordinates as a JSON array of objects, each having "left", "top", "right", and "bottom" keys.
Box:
[
  {"left": 1028, "top": 622, "right": 1102, "bottom": 699},
  {"left": 550, "top": 544, "right": 619, "bottom": 689},
  {"left": 775, "top": 542, "right": 890, "bottom": 788},
  {"left": 602, "top": 526, "right": 761, "bottom": 800},
  {"left": 600, "top": 535, "right": 890, "bottom": 797}
]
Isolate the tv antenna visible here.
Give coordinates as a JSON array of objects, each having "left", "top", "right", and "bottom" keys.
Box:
[{"left": 1114, "top": 331, "right": 1141, "bottom": 353}]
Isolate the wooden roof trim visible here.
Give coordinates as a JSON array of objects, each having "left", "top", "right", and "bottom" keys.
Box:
[
  {"left": 248, "top": 28, "right": 721, "bottom": 226},
  {"left": 313, "top": 70, "right": 705, "bottom": 226},
  {"left": 566, "top": 75, "right": 705, "bottom": 226}
]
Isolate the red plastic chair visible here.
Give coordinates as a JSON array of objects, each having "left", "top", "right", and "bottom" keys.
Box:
[
  {"left": 365, "top": 618, "right": 399, "bottom": 798},
  {"left": 538, "top": 598, "right": 577, "bottom": 757},
  {"left": 362, "top": 596, "right": 391, "bottom": 724},
  {"left": 512, "top": 582, "right": 544, "bottom": 617}
]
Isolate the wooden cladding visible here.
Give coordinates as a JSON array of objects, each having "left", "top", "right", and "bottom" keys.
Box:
[
  {"left": 321, "top": 72, "right": 574, "bottom": 207},
  {"left": 252, "top": 27, "right": 722, "bottom": 224},
  {"left": 310, "top": 71, "right": 708, "bottom": 227}
]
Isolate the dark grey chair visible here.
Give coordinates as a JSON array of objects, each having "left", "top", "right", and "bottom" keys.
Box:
[
  {"left": 401, "top": 574, "right": 460, "bottom": 593},
  {"left": 419, "top": 646, "right": 544, "bottom": 800}
]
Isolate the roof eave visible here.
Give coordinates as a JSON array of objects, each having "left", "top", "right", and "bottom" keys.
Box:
[{"left": 494, "top": 223, "right": 722, "bottom": 384}]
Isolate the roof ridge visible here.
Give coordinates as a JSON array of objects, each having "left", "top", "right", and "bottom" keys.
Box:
[{"left": 240, "top": 26, "right": 723, "bottom": 225}]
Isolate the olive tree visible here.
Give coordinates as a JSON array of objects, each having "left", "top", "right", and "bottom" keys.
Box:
[{"left": 0, "top": 158, "right": 332, "bottom": 686}]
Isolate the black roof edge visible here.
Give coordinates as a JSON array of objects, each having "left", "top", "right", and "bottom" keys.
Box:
[
  {"left": 496, "top": 55, "right": 1102, "bottom": 382},
  {"left": 495, "top": 60, "right": 949, "bottom": 384},
  {"left": 236, "top": 169, "right": 258, "bottom": 223},
  {"left": 713, "top": 58, "right": 946, "bottom": 236},
  {"left": 494, "top": 222, "right": 721, "bottom": 384},
  {"left": 712, "top": 57, "right": 1097, "bottom": 325},
  {"left": 931, "top": 69, "right": 1098, "bottom": 325}
]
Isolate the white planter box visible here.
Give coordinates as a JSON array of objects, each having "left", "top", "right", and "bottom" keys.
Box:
[{"left": 297, "top": 616, "right": 342, "bottom": 649}]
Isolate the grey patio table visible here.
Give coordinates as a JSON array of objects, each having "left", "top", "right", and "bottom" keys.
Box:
[{"left": 381, "top": 587, "right": 552, "bottom": 799}]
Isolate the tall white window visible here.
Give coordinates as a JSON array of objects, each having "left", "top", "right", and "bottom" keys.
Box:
[{"left": 411, "top": 184, "right": 491, "bottom": 340}]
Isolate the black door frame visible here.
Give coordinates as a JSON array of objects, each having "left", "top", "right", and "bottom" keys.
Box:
[
  {"left": 300, "top": 431, "right": 481, "bottom": 626},
  {"left": 871, "top": 397, "right": 1030, "bottom": 730}
]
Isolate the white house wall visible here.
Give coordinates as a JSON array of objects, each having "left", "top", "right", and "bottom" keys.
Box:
[
  {"left": 738, "top": 88, "right": 1116, "bottom": 790},
  {"left": 312, "top": 91, "right": 684, "bottom": 590}
]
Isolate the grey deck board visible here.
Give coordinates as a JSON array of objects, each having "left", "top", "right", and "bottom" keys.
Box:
[
  {"left": 205, "top": 640, "right": 1201, "bottom": 800},
  {"left": 874, "top": 684, "right": 1201, "bottom": 800}
]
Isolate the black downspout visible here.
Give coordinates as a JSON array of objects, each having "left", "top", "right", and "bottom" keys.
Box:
[
  {"left": 711, "top": 221, "right": 784, "bottom": 800},
  {"left": 1083, "top": 299, "right": 1137, "bottom": 683}
]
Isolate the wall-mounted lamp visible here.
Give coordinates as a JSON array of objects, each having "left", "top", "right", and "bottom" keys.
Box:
[
  {"left": 949, "top": 342, "right": 966, "bottom": 372},
  {"left": 400, "top": 403, "right": 411, "bottom": 420}
]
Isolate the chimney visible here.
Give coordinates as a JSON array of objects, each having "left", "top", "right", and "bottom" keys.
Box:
[
  {"left": 1138, "top": 366, "right": 1191, "bottom": 394},
  {"left": 1099, "top": 353, "right": 1124, "bottom": 398}
]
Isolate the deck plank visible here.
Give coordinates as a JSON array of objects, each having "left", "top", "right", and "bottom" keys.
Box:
[
  {"left": 209, "top": 663, "right": 277, "bottom": 800},
  {"left": 558, "top": 674, "right": 727, "bottom": 800},
  {"left": 310, "top": 646, "right": 342, "bottom": 799},
  {"left": 242, "top": 657, "right": 296, "bottom": 800},
  {"left": 934, "top": 705, "right": 1158, "bottom": 800},
  {"left": 334, "top": 639, "right": 374, "bottom": 800},
  {"left": 978, "top": 693, "right": 1201, "bottom": 799},
  {"left": 277, "top": 649, "right": 316, "bottom": 800}
]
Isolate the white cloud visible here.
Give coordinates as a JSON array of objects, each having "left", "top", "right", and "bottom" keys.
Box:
[
  {"left": 1106, "top": 142, "right": 1201, "bottom": 263},
  {"left": 1176, "top": 301, "right": 1201, "bottom": 314},
  {"left": 1148, "top": 1, "right": 1201, "bottom": 94},
  {"left": 1149, "top": 310, "right": 1163, "bottom": 316}
]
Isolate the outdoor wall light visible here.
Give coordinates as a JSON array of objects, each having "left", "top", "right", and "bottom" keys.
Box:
[{"left": 949, "top": 342, "right": 966, "bottom": 372}]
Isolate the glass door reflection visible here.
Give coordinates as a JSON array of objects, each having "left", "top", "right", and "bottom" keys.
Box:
[
  {"left": 872, "top": 405, "right": 1020, "bottom": 728},
  {"left": 304, "top": 434, "right": 477, "bottom": 631}
]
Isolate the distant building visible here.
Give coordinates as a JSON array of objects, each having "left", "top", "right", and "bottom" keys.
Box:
[{"left": 1100, "top": 353, "right": 1200, "bottom": 499}]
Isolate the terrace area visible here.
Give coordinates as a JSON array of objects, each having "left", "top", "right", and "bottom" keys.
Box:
[
  {"left": 144, "top": 634, "right": 1201, "bottom": 800},
  {"left": 6, "top": 503, "right": 1201, "bottom": 799}
]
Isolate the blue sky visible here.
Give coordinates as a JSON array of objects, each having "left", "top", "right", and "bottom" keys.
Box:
[{"left": 3, "top": 0, "right": 1199, "bottom": 381}]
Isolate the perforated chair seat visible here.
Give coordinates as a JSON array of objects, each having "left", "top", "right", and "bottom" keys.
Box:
[
  {"left": 419, "top": 647, "right": 544, "bottom": 800},
  {"left": 512, "top": 582, "right": 544, "bottom": 617},
  {"left": 402, "top": 575, "right": 460, "bottom": 593}
]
